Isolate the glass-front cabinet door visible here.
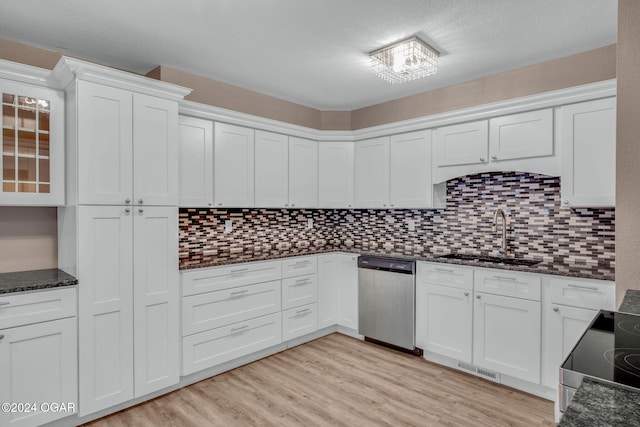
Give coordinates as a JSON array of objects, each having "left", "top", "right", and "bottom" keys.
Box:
[{"left": 1, "top": 79, "right": 64, "bottom": 205}]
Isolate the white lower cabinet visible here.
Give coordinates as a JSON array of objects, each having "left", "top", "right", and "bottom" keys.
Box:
[
  {"left": 317, "top": 254, "right": 339, "bottom": 329},
  {"left": 0, "top": 288, "right": 77, "bottom": 427},
  {"left": 337, "top": 254, "right": 359, "bottom": 330},
  {"left": 473, "top": 292, "right": 541, "bottom": 383},
  {"left": 183, "top": 313, "right": 282, "bottom": 375},
  {"left": 282, "top": 274, "right": 318, "bottom": 310},
  {"left": 282, "top": 303, "right": 318, "bottom": 341}
]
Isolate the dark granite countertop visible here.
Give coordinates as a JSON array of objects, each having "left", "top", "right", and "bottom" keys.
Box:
[
  {"left": 619, "top": 289, "right": 640, "bottom": 315},
  {"left": 0, "top": 268, "right": 78, "bottom": 294},
  {"left": 180, "top": 249, "right": 615, "bottom": 282}
]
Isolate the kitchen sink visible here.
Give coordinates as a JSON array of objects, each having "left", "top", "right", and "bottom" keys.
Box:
[{"left": 437, "top": 253, "right": 542, "bottom": 267}]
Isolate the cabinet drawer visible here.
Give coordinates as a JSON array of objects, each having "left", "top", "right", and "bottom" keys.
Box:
[
  {"left": 474, "top": 269, "right": 541, "bottom": 301},
  {"left": 282, "top": 274, "right": 318, "bottom": 310},
  {"left": 182, "top": 280, "right": 281, "bottom": 336},
  {"left": 282, "top": 303, "right": 318, "bottom": 341},
  {"left": 417, "top": 262, "right": 473, "bottom": 291},
  {"left": 548, "top": 277, "right": 615, "bottom": 310},
  {"left": 0, "top": 287, "right": 76, "bottom": 330},
  {"left": 182, "top": 313, "right": 282, "bottom": 376},
  {"left": 282, "top": 256, "right": 317, "bottom": 278},
  {"left": 182, "top": 260, "right": 282, "bottom": 296}
]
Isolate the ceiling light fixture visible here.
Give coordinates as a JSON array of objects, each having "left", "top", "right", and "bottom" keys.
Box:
[{"left": 369, "top": 36, "right": 439, "bottom": 84}]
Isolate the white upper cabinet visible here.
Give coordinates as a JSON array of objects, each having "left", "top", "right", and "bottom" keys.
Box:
[
  {"left": 433, "top": 120, "right": 489, "bottom": 168},
  {"left": 214, "top": 122, "right": 255, "bottom": 207},
  {"left": 77, "top": 81, "right": 179, "bottom": 206},
  {"left": 318, "top": 141, "right": 354, "bottom": 209},
  {"left": 255, "top": 130, "right": 289, "bottom": 208},
  {"left": 354, "top": 136, "right": 390, "bottom": 208},
  {"left": 288, "top": 136, "right": 318, "bottom": 208},
  {"left": 1, "top": 78, "right": 65, "bottom": 206},
  {"left": 489, "top": 109, "right": 553, "bottom": 162},
  {"left": 178, "top": 116, "right": 213, "bottom": 207},
  {"left": 389, "top": 130, "right": 442, "bottom": 209},
  {"left": 77, "top": 81, "right": 133, "bottom": 205},
  {"left": 560, "top": 97, "right": 616, "bottom": 207}
]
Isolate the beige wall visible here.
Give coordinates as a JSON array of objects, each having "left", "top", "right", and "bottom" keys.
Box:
[
  {"left": 0, "top": 207, "right": 57, "bottom": 273},
  {"left": 616, "top": 0, "right": 640, "bottom": 306},
  {"left": 0, "top": 38, "right": 62, "bottom": 69}
]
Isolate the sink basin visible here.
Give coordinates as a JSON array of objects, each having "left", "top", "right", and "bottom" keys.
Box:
[{"left": 437, "top": 253, "right": 542, "bottom": 267}]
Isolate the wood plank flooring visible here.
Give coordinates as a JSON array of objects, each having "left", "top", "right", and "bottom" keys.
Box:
[{"left": 84, "top": 333, "right": 554, "bottom": 427}]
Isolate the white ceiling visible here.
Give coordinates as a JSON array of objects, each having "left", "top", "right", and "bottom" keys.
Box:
[{"left": 0, "top": 0, "right": 617, "bottom": 111}]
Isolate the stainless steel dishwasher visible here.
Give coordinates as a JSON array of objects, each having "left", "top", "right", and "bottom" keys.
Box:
[{"left": 358, "top": 255, "right": 419, "bottom": 354}]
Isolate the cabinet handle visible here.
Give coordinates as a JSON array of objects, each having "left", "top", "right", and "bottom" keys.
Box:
[
  {"left": 476, "top": 294, "right": 481, "bottom": 299},
  {"left": 567, "top": 284, "right": 599, "bottom": 291},
  {"left": 138, "top": 208, "right": 144, "bottom": 214},
  {"left": 553, "top": 307, "right": 559, "bottom": 312},
  {"left": 125, "top": 208, "right": 131, "bottom": 214},
  {"left": 563, "top": 200, "right": 569, "bottom": 205},
  {"left": 285, "top": 204, "right": 289, "bottom": 207},
  {"left": 0, "top": 301, "right": 10, "bottom": 307},
  {"left": 291, "top": 203, "right": 296, "bottom": 207},
  {"left": 479, "top": 157, "right": 485, "bottom": 162},
  {"left": 294, "top": 278, "right": 310, "bottom": 286},
  {"left": 383, "top": 204, "right": 387, "bottom": 207},
  {"left": 296, "top": 308, "right": 311, "bottom": 315},
  {"left": 464, "top": 292, "right": 469, "bottom": 297},
  {"left": 492, "top": 275, "right": 516, "bottom": 281},
  {"left": 434, "top": 267, "right": 454, "bottom": 273},
  {"left": 230, "top": 268, "right": 249, "bottom": 274},
  {"left": 230, "top": 289, "right": 249, "bottom": 296},
  {"left": 294, "top": 260, "right": 311, "bottom": 266},
  {"left": 491, "top": 155, "right": 497, "bottom": 160},
  {"left": 230, "top": 325, "right": 249, "bottom": 333},
  {"left": 208, "top": 203, "right": 212, "bottom": 206},
  {"left": 138, "top": 199, "right": 143, "bottom": 204},
  {"left": 125, "top": 198, "right": 131, "bottom": 204},
  {"left": 218, "top": 202, "right": 223, "bottom": 206}
]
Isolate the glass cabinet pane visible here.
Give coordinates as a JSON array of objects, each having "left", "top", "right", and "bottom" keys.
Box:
[
  {"left": 3, "top": 129, "right": 15, "bottom": 154},
  {"left": 3, "top": 156, "right": 15, "bottom": 180},
  {"left": 17, "top": 130, "right": 36, "bottom": 155}
]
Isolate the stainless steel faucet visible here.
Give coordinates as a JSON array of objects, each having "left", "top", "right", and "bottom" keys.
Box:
[{"left": 492, "top": 208, "right": 508, "bottom": 256}]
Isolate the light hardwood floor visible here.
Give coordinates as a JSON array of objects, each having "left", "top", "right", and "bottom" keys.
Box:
[{"left": 84, "top": 333, "right": 554, "bottom": 427}]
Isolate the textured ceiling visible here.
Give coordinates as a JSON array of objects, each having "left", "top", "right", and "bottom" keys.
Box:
[{"left": 0, "top": 0, "right": 617, "bottom": 110}]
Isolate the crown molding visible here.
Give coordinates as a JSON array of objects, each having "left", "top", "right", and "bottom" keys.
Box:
[
  {"left": 0, "top": 59, "right": 62, "bottom": 89},
  {"left": 180, "top": 79, "right": 616, "bottom": 142},
  {"left": 52, "top": 56, "right": 192, "bottom": 101}
]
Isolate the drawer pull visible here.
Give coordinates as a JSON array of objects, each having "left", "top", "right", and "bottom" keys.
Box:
[
  {"left": 230, "top": 325, "right": 249, "bottom": 333},
  {"left": 434, "top": 267, "right": 454, "bottom": 273},
  {"left": 230, "top": 268, "right": 249, "bottom": 274},
  {"left": 0, "top": 301, "right": 10, "bottom": 307},
  {"left": 230, "top": 289, "right": 249, "bottom": 296},
  {"left": 492, "top": 276, "right": 516, "bottom": 281},
  {"left": 567, "top": 284, "right": 599, "bottom": 292},
  {"left": 294, "top": 261, "right": 311, "bottom": 266},
  {"left": 295, "top": 308, "right": 311, "bottom": 315},
  {"left": 294, "top": 278, "right": 310, "bottom": 286}
]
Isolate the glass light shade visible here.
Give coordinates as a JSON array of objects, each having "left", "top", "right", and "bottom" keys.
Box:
[{"left": 369, "top": 36, "right": 439, "bottom": 84}]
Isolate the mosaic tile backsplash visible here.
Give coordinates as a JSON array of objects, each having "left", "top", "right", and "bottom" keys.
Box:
[{"left": 179, "top": 172, "right": 615, "bottom": 269}]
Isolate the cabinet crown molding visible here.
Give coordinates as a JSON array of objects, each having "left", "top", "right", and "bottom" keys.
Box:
[
  {"left": 52, "top": 56, "right": 192, "bottom": 100},
  {"left": 0, "top": 58, "right": 61, "bottom": 88}
]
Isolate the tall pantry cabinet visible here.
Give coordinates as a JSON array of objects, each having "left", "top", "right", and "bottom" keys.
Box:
[{"left": 54, "top": 58, "right": 191, "bottom": 417}]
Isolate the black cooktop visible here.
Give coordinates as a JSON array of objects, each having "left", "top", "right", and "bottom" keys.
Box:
[{"left": 562, "top": 310, "right": 640, "bottom": 389}]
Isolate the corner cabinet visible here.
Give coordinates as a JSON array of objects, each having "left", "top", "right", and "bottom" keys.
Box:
[
  {"left": 55, "top": 56, "right": 190, "bottom": 417},
  {"left": 560, "top": 97, "right": 616, "bottom": 207},
  {"left": 1, "top": 76, "right": 64, "bottom": 206},
  {"left": 318, "top": 141, "right": 354, "bottom": 208}
]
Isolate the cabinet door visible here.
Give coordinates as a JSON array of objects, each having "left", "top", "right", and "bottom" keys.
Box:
[
  {"left": 0, "top": 80, "right": 64, "bottom": 206},
  {"left": 473, "top": 292, "right": 541, "bottom": 383},
  {"left": 254, "top": 130, "right": 288, "bottom": 207},
  {"left": 354, "top": 137, "right": 389, "bottom": 208},
  {"left": 133, "top": 206, "right": 179, "bottom": 397},
  {"left": 560, "top": 98, "right": 616, "bottom": 207},
  {"left": 133, "top": 94, "right": 179, "bottom": 206},
  {"left": 318, "top": 141, "right": 354, "bottom": 208},
  {"left": 288, "top": 137, "right": 318, "bottom": 208},
  {"left": 389, "top": 130, "right": 433, "bottom": 208},
  {"left": 178, "top": 116, "right": 213, "bottom": 207},
  {"left": 417, "top": 283, "right": 473, "bottom": 363},
  {"left": 337, "top": 254, "right": 359, "bottom": 330},
  {"left": 77, "top": 81, "right": 133, "bottom": 205},
  {"left": 0, "top": 317, "right": 77, "bottom": 427},
  {"left": 317, "top": 254, "right": 338, "bottom": 329},
  {"left": 214, "top": 123, "right": 254, "bottom": 207},
  {"left": 77, "top": 206, "right": 133, "bottom": 416},
  {"left": 433, "top": 120, "right": 488, "bottom": 167},
  {"left": 542, "top": 304, "right": 596, "bottom": 388},
  {"left": 489, "top": 109, "right": 553, "bottom": 162}
]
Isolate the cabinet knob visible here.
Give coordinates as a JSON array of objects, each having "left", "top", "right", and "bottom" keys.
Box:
[
  {"left": 125, "top": 198, "right": 131, "bottom": 204},
  {"left": 491, "top": 155, "right": 498, "bottom": 160},
  {"left": 464, "top": 292, "right": 469, "bottom": 297},
  {"left": 291, "top": 203, "right": 295, "bottom": 207},
  {"left": 480, "top": 158, "right": 485, "bottom": 162},
  {"left": 383, "top": 204, "right": 387, "bottom": 207},
  {"left": 348, "top": 204, "right": 352, "bottom": 208},
  {"left": 0, "top": 334, "right": 4, "bottom": 341},
  {"left": 476, "top": 294, "right": 481, "bottom": 299},
  {"left": 390, "top": 204, "right": 395, "bottom": 208},
  {"left": 563, "top": 200, "right": 569, "bottom": 205},
  {"left": 285, "top": 204, "right": 289, "bottom": 207},
  {"left": 138, "top": 199, "right": 143, "bottom": 204},
  {"left": 553, "top": 307, "right": 559, "bottom": 312},
  {"left": 138, "top": 208, "right": 144, "bottom": 214},
  {"left": 125, "top": 208, "right": 131, "bottom": 214},
  {"left": 218, "top": 203, "right": 223, "bottom": 206}
]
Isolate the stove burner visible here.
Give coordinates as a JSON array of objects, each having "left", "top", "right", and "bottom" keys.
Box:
[
  {"left": 603, "top": 348, "right": 640, "bottom": 378},
  {"left": 617, "top": 320, "right": 640, "bottom": 337}
]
